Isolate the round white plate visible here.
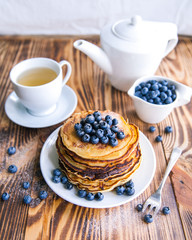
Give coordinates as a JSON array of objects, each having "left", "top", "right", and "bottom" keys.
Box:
[
  {"left": 5, "top": 85, "right": 77, "bottom": 128},
  {"left": 40, "top": 127, "right": 156, "bottom": 208}
]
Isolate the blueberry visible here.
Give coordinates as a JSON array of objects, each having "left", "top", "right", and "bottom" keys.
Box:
[
  {"left": 149, "top": 80, "right": 156, "bottom": 85},
  {"left": 161, "top": 80, "right": 168, "bottom": 86},
  {"left": 39, "top": 190, "right": 48, "bottom": 200},
  {"left": 99, "top": 120, "right": 108, "bottom": 130},
  {"left": 80, "top": 118, "right": 86, "bottom": 126},
  {"left": 78, "top": 189, "right": 87, "bottom": 198},
  {"left": 95, "top": 192, "right": 104, "bottom": 201},
  {"left": 162, "top": 206, "right": 170, "bottom": 215},
  {"left": 76, "top": 129, "right": 85, "bottom": 138},
  {"left": 105, "top": 118, "right": 112, "bottom": 126},
  {"left": 53, "top": 168, "right": 61, "bottom": 176},
  {"left": 111, "top": 125, "right": 119, "bottom": 133},
  {"left": 82, "top": 134, "right": 90, "bottom": 143},
  {"left": 147, "top": 99, "right": 154, "bottom": 104},
  {"left": 96, "top": 129, "right": 104, "bottom": 138},
  {"left": 93, "top": 111, "right": 101, "bottom": 118},
  {"left": 92, "top": 121, "right": 100, "bottom": 130},
  {"left": 165, "top": 97, "right": 173, "bottom": 104},
  {"left": 145, "top": 83, "right": 151, "bottom": 89},
  {"left": 8, "top": 165, "right": 17, "bottom": 173},
  {"left": 65, "top": 182, "right": 73, "bottom": 190},
  {"left": 149, "top": 91, "right": 158, "bottom": 99},
  {"left": 23, "top": 195, "right": 32, "bottom": 204},
  {"left": 23, "top": 182, "right": 30, "bottom": 189},
  {"left": 151, "top": 84, "right": 159, "bottom": 91},
  {"left": 90, "top": 135, "right": 99, "bottom": 144},
  {"left": 100, "top": 136, "right": 109, "bottom": 144},
  {"left": 135, "top": 91, "right": 142, "bottom": 97},
  {"left": 74, "top": 123, "right": 82, "bottom": 131},
  {"left": 117, "top": 131, "right": 125, "bottom": 139},
  {"left": 1, "top": 192, "right": 10, "bottom": 201},
  {"left": 160, "top": 86, "right": 168, "bottom": 92},
  {"left": 155, "top": 135, "right": 162, "bottom": 142},
  {"left": 155, "top": 90, "right": 160, "bottom": 97},
  {"left": 52, "top": 175, "right": 61, "bottom": 183},
  {"left": 125, "top": 179, "right": 134, "bottom": 188},
  {"left": 135, "top": 85, "right": 141, "bottom": 92},
  {"left": 136, "top": 204, "right": 143, "bottom": 212},
  {"left": 86, "top": 192, "right": 95, "bottom": 201},
  {"left": 95, "top": 115, "right": 102, "bottom": 122},
  {"left": 144, "top": 214, "right": 153, "bottom": 223},
  {"left": 109, "top": 138, "right": 118, "bottom": 147},
  {"left": 7, "top": 147, "right": 16, "bottom": 155},
  {"left": 85, "top": 114, "right": 95, "bottom": 124},
  {"left": 116, "top": 186, "right": 125, "bottom": 195},
  {"left": 166, "top": 90, "right": 172, "bottom": 97},
  {"left": 154, "top": 97, "right": 161, "bottom": 104},
  {"left": 112, "top": 118, "right": 118, "bottom": 125},
  {"left": 165, "top": 126, "right": 173, "bottom": 133},
  {"left": 105, "top": 115, "right": 112, "bottom": 121},
  {"left": 61, "top": 176, "right": 68, "bottom": 184},
  {"left": 108, "top": 132, "right": 116, "bottom": 139},
  {"left": 149, "top": 126, "right": 156, "bottom": 132},
  {"left": 141, "top": 96, "right": 147, "bottom": 101},
  {"left": 172, "top": 93, "right": 176, "bottom": 101},
  {"left": 83, "top": 123, "right": 92, "bottom": 134},
  {"left": 160, "top": 92, "right": 167, "bottom": 101},
  {"left": 140, "top": 82, "right": 146, "bottom": 88},
  {"left": 158, "top": 83, "right": 162, "bottom": 88},
  {"left": 124, "top": 187, "right": 135, "bottom": 196},
  {"left": 90, "top": 129, "right": 96, "bottom": 136},
  {"left": 141, "top": 87, "right": 148, "bottom": 95},
  {"left": 169, "top": 84, "right": 176, "bottom": 91},
  {"left": 104, "top": 129, "right": 112, "bottom": 137}
]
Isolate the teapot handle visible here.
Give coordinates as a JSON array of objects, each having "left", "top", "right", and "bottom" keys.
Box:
[
  {"left": 163, "top": 38, "right": 178, "bottom": 58},
  {"left": 175, "top": 84, "right": 192, "bottom": 108}
]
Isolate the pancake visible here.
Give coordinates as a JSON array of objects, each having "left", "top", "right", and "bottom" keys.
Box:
[{"left": 56, "top": 110, "right": 142, "bottom": 193}]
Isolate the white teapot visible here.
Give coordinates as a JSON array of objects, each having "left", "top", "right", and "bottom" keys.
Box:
[{"left": 73, "top": 16, "right": 178, "bottom": 91}]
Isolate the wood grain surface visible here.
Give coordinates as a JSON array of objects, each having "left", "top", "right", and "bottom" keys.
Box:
[{"left": 0, "top": 35, "right": 192, "bottom": 240}]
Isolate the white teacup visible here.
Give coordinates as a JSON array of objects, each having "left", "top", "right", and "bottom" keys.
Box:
[{"left": 10, "top": 57, "right": 72, "bottom": 116}]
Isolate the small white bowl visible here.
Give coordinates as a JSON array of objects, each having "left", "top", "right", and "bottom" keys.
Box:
[{"left": 128, "top": 75, "right": 192, "bottom": 124}]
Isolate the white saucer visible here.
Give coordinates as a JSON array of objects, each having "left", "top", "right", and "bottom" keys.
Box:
[
  {"left": 5, "top": 85, "right": 77, "bottom": 128},
  {"left": 40, "top": 127, "right": 156, "bottom": 208}
]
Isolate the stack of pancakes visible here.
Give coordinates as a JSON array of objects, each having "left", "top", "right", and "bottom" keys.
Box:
[{"left": 56, "top": 110, "right": 142, "bottom": 193}]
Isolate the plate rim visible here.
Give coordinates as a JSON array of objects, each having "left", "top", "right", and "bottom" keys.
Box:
[
  {"left": 4, "top": 85, "right": 77, "bottom": 128},
  {"left": 40, "top": 126, "right": 156, "bottom": 208}
]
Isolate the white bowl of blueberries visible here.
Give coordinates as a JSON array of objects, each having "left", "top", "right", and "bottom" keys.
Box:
[{"left": 128, "top": 75, "right": 192, "bottom": 124}]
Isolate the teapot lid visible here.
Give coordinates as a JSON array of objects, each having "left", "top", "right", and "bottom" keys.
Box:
[{"left": 112, "top": 16, "right": 144, "bottom": 41}]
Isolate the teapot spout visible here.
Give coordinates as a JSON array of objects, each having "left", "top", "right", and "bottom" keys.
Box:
[{"left": 73, "top": 40, "right": 112, "bottom": 75}]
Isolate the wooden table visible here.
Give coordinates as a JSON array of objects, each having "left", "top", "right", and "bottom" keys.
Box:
[{"left": 0, "top": 35, "right": 192, "bottom": 240}]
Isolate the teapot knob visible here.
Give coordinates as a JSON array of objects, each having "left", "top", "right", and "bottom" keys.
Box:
[{"left": 131, "top": 15, "right": 142, "bottom": 25}]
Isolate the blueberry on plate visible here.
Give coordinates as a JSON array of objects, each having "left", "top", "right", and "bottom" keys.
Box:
[
  {"left": 155, "top": 135, "right": 162, "bottom": 142},
  {"left": 74, "top": 123, "right": 82, "bottom": 131},
  {"left": 86, "top": 192, "right": 95, "bottom": 201},
  {"left": 1, "top": 192, "right": 10, "bottom": 201},
  {"left": 117, "top": 131, "right": 125, "bottom": 139},
  {"left": 90, "top": 135, "right": 99, "bottom": 144},
  {"left": 53, "top": 168, "right": 61, "bottom": 176},
  {"left": 136, "top": 204, "right": 143, "bottom": 212},
  {"left": 83, "top": 123, "right": 92, "bottom": 134},
  {"left": 125, "top": 179, "right": 134, "bottom": 188},
  {"left": 61, "top": 176, "right": 68, "bottom": 184},
  {"left": 111, "top": 125, "right": 119, "bottom": 133},
  {"left": 112, "top": 118, "right": 118, "bottom": 125},
  {"left": 23, "top": 182, "right": 30, "bottom": 189},
  {"left": 144, "top": 214, "right": 153, "bottom": 223},
  {"left": 23, "top": 195, "right": 32, "bottom": 204},
  {"left": 80, "top": 118, "right": 86, "bottom": 126},
  {"left": 76, "top": 129, "right": 85, "bottom": 138},
  {"left": 162, "top": 206, "right": 170, "bottom": 215},
  {"left": 116, "top": 186, "right": 125, "bottom": 195},
  {"left": 95, "top": 115, "right": 102, "bottom": 122},
  {"left": 52, "top": 175, "right": 61, "bottom": 183},
  {"left": 109, "top": 138, "right": 118, "bottom": 147},
  {"left": 149, "top": 126, "right": 156, "bottom": 133},
  {"left": 104, "top": 129, "right": 112, "bottom": 137},
  {"left": 99, "top": 120, "right": 108, "bottom": 130},
  {"left": 165, "top": 126, "right": 173, "bottom": 133},
  {"left": 85, "top": 114, "right": 95, "bottom": 124},
  {"left": 105, "top": 118, "right": 112, "bottom": 126},
  {"left": 96, "top": 129, "right": 104, "bottom": 138},
  {"left": 8, "top": 165, "right": 17, "bottom": 173},
  {"left": 65, "top": 182, "right": 73, "bottom": 190},
  {"left": 82, "top": 134, "right": 90, "bottom": 143},
  {"left": 7, "top": 146, "right": 16, "bottom": 155},
  {"left": 124, "top": 187, "right": 135, "bottom": 196},
  {"left": 108, "top": 132, "right": 116, "bottom": 139},
  {"left": 95, "top": 192, "right": 104, "bottom": 201},
  {"left": 100, "top": 136, "right": 109, "bottom": 144},
  {"left": 39, "top": 190, "right": 48, "bottom": 200},
  {"left": 105, "top": 115, "right": 112, "bottom": 121},
  {"left": 93, "top": 111, "right": 101, "bottom": 118},
  {"left": 92, "top": 121, "right": 100, "bottom": 130},
  {"left": 78, "top": 189, "right": 87, "bottom": 198}
]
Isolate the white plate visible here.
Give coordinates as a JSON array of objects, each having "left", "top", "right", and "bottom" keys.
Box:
[
  {"left": 40, "top": 127, "right": 156, "bottom": 208},
  {"left": 5, "top": 85, "right": 77, "bottom": 128}
]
